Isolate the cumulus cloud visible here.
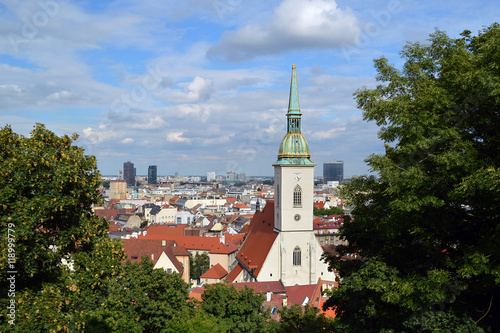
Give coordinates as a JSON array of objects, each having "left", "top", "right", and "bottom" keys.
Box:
[
  {"left": 171, "top": 76, "right": 213, "bottom": 103},
  {"left": 166, "top": 131, "right": 191, "bottom": 143},
  {"left": 81, "top": 125, "right": 122, "bottom": 144},
  {"left": 121, "top": 137, "right": 135, "bottom": 144},
  {"left": 207, "top": 0, "right": 360, "bottom": 61}
]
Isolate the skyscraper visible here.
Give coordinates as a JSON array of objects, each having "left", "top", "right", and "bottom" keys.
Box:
[
  {"left": 148, "top": 165, "right": 157, "bottom": 185},
  {"left": 323, "top": 160, "right": 344, "bottom": 183},
  {"left": 123, "top": 161, "right": 136, "bottom": 187}
]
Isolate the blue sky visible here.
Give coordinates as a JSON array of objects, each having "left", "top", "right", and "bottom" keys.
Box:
[{"left": 1, "top": 0, "right": 498, "bottom": 177}]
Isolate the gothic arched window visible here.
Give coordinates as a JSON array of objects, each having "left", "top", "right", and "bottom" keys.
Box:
[
  {"left": 293, "top": 185, "right": 302, "bottom": 208},
  {"left": 293, "top": 246, "right": 301, "bottom": 266}
]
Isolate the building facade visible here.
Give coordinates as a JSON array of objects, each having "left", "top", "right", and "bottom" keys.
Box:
[
  {"left": 148, "top": 165, "right": 157, "bottom": 184},
  {"left": 123, "top": 161, "right": 136, "bottom": 187},
  {"left": 109, "top": 179, "right": 127, "bottom": 199},
  {"left": 323, "top": 160, "right": 344, "bottom": 184}
]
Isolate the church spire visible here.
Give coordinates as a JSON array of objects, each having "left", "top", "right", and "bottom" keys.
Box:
[
  {"left": 288, "top": 64, "right": 301, "bottom": 114},
  {"left": 287, "top": 65, "right": 302, "bottom": 133},
  {"left": 273, "top": 65, "right": 315, "bottom": 166}
]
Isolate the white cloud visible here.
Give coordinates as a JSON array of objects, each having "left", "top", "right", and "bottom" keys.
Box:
[
  {"left": 121, "top": 137, "right": 135, "bottom": 144},
  {"left": 166, "top": 131, "right": 191, "bottom": 143},
  {"left": 310, "top": 127, "right": 346, "bottom": 140},
  {"left": 171, "top": 76, "right": 213, "bottom": 103},
  {"left": 82, "top": 126, "right": 122, "bottom": 144},
  {"left": 46, "top": 90, "right": 73, "bottom": 101},
  {"left": 0, "top": 84, "right": 22, "bottom": 93},
  {"left": 207, "top": 0, "right": 360, "bottom": 61}
]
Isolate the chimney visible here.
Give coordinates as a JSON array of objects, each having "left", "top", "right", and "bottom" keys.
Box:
[
  {"left": 151, "top": 254, "right": 154, "bottom": 260},
  {"left": 283, "top": 296, "right": 288, "bottom": 307},
  {"left": 162, "top": 240, "right": 166, "bottom": 247},
  {"left": 266, "top": 291, "right": 272, "bottom": 302}
]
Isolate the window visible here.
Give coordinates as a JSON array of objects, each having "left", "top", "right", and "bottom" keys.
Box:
[
  {"left": 271, "top": 307, "right": 278, "bottom": 315},
  {"left": 293, "top": 246, "right": 301, "bottom": 266},
  {"left": 293, "top": 185, "right": 302, "bottom": 207},
  {"left": 276, "top": 184, "right": 280, "bottom": 208}
]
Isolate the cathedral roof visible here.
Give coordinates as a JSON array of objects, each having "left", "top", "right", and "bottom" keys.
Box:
[
  {"left": 226, "top": 202, "right": 278, "bottom": 281},
  {"left": 273, "top": 65, "right": 315, "bottom": 166}
]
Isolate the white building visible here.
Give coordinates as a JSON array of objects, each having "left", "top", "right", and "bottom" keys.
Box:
[
  {"left": 207, "top": 171, "right": 216, "bottom": 182},
  {"left": 227, "top": 65, "right": 337, "bottom": 286}
]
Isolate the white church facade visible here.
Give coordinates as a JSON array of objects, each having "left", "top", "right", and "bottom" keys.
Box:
[{"left": 227, "top": 65, "right": 337, "bottom": 286}]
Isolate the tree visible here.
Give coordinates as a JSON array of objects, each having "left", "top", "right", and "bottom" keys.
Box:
[
  {"left": 325, "top": 23, "right": 500, "bottom": 332},
  {"left": 201, "top": 282, "right": 271, "bottom": 332},
  {"left": 313, "top": 206, "right": 345, "bottom": 216},
  {"left": 278, "top": 304, "right": 336, "bottom": 332},
  {"left": 0, "top": 124, "right": 192, "bottom": 332},
  {"left": 84, "top": 257, "right": 191, "bottom": 332},
  {"left": 0, "top": 124, "right": 106, "bottom": 291},
  {"left": 190, "top": 252, "right": 210, "bottom": 279}
]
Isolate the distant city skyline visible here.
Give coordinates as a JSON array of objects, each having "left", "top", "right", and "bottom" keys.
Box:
[{"left": 1, "top": 1, "right": 498, "bottom": 177}]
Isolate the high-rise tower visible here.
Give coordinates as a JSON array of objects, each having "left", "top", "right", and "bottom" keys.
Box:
[
  {"left": 323, "top": 160, "right": 344, "bottom": 184},
  {"left": 123, "top": 161, "right": 136, "bottom": 187},
  {"left": 148, "top": 165, "right": 157, "bottom": 185}
]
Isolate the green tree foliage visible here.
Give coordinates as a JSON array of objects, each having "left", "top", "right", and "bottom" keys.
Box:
[
  {"left": 313, "top": 206, "right": 345, "bottom": 216},
  {"left": 201, "top": 282, "right": 271, "bottom": 332},
  {"left": 0, "top": 125, "right": 192, "bottom": 332},
  {"left": 190, "top": 252, "right": 210, "bottom": 279},
  {"left": 84, "top": 257, "right": 190, "bottom": 332},
  {"left": 325, "top": 23, "right": 500, "bottom": 332},
  {"left": 277, "top": 304, "right": 336, "bottom": 332},
  {"left": 0, "top": 124, "right": 106, "bottom": 291}
]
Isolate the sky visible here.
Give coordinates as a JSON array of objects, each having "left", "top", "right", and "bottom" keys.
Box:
[{"left": 1, "top": 0, "right": 498, "bottom": 177}]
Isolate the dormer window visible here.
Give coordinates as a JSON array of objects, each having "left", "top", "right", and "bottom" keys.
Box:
[{"left": 293, "top": 185, "right": 302, "bottom": 208}]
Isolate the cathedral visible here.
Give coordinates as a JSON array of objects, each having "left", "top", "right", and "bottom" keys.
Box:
[{"left": 227, "top": 65, "right": 337, "bottom": 286}]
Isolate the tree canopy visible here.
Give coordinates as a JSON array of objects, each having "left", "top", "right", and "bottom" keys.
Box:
[{"left": 325, "top": 23, "right": 500, "bottom": 332}]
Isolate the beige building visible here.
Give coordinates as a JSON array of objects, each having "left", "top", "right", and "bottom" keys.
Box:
[{"left": 109, "top": 180, "right": 127, "bottom": 199}]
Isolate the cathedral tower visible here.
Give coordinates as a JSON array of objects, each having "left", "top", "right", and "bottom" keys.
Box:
[{"left": 273, "top": 64, "right": 316, "bottom": 233}]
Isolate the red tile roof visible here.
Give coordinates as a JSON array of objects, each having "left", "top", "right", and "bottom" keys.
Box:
[
  {"left": 227, "top": 202, "right": 278, "bottom": 281},
  {"left": 285, "top": 284, "right": 317, "bottom": 306},
  {"left": 143, "top": 223, "right": 188, "bottom": 236},
  {"left": 310, "top": 278, "right": 338, "bottom": 318},
  {"left": 233, "top": 203, "right": 250, "bottom": 209},
  {"left": 226, "top": 262, "right": 244, "bottom": 281},
  {"left": 122, "top": 239, "right": 185, "bottom": 273},
  {"left": 313, "top": 201, "right": 326, "bottom": 210},
  {"left": 200, "top": 263, "right": 228, "bottom": 279},
  {"left": 232, "top": 281, "right": 286, "bottom": 294},
  {"left": 138, "top": 234, "right": 239, "bottom": 254},
  {"left": 95, "top": 208, "right": 131, "bottom": 221},
  {"left": 189, "top": 287, "right": 205, "bottom": 302}
]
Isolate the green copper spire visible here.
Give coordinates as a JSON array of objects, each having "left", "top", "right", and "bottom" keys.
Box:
[
  {"left": 273, "top": 65, "right": 316, "bottom": 166},
  {"left": 288, "top": 64, "right": 300, "bottom": 115}
]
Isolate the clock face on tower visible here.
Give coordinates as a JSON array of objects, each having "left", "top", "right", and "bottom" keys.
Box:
[{"left": 293, "top": 173, "right": 302, "bottom": 181}]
